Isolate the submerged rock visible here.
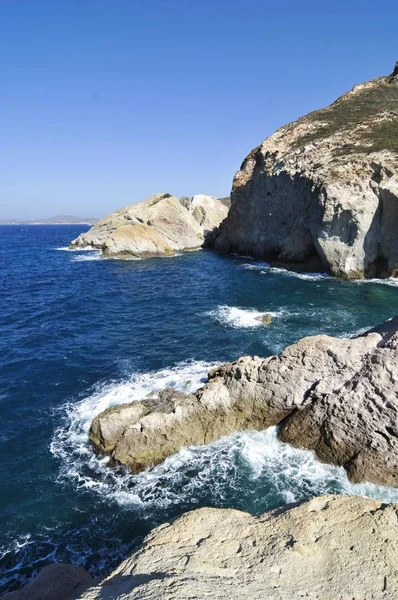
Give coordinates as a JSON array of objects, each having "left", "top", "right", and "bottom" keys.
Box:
[
  {"left": 89, "top": 316, "right": 398, "bottom": 486},
  {"left": 76, "top": 494, "right": 398, "bottom": 599},
  {"left": 213, "top": 65, "right": 398, "bottom": 279},
  {"left": 69, "top": 193, "right": 227, "bottom": 259},
  {"left": 256, "top": 312, "right": 273, "bottom": 325}
]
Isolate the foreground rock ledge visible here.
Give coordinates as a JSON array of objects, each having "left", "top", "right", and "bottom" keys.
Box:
[
  {"left": 90, "top": 317, "right": 398, "bottom": 487},
  {"left": 77, "top": 494, "right": 398, "bottom": 599}
]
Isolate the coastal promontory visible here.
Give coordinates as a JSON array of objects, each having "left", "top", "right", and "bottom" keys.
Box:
[
  {"left": 69, "top": 193, "right": 228, "bottom": 259},
  {"left": 213, "top": 66, "right": 398, "bottom": 279}
]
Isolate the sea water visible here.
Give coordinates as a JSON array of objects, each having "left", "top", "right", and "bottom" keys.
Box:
[{"left": 1, "top": 225, "right": 398, "bottom": 593}]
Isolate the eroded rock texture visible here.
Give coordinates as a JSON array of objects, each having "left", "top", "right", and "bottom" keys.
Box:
[
  {"left": 90, "top": 317, "right": 398, "bottom": 487},
  {"left": 214, "top": 71, "right": 398, "bottom": 279},
  {"left": 77, "top": 495, "right": 398, "bottom": 600},
  {"left": 70, "top": 193, "right": 228, "bottom": 259}
]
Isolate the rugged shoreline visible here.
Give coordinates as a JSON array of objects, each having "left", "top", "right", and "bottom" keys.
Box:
[{"left": 89, "top": 316, "right": 398, "bottom": 487}]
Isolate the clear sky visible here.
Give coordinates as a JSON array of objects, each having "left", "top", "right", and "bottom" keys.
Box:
[{"left": 1, "top": 0, "right": 397, "bottom": 219}]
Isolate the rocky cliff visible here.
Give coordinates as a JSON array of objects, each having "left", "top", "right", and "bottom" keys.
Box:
[
  {"left": 70, "top": 193, "right": 228, "bottom": 259},
  {"left": 214, "top": 66, "right": 398, "bottom": 279}
]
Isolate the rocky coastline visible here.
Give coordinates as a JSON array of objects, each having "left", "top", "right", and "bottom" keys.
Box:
[
  {"left": 69, "top": 193, "right": 228, "bottom": 259},
  {"left": 213, "top": 67, "right": 398, "bottom": 280},
  {"left": 10, "top": 66, "right": 398, "bottom": 600},
  {"left": 89, "top": 316, "right": 398, "bottom": 487}
]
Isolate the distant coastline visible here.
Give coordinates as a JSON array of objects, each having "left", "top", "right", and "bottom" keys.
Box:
[{"left": 0, "top": 215, "right": 98, "bottom": 225}]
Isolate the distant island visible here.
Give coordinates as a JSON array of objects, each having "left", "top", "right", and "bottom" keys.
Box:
[{"left": 0, "top": 215, "right": 98, "bottom": 225}]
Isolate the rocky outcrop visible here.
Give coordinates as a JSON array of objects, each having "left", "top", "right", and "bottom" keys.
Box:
[
  {"left": 279, "top": 327, "right": 398, "bottom": 486},
  {"left": 77, "top": 494, "right": 398, "bottom": 599},
  {"left": 180, "top": 194, "right": 228, "bottom": 234},
  {"left": 213, "top": 67, "right": 398, "bottom": 279},
  {"left": 3, "top": 564, "right": 91, "bottom": 600},
  {"left": 89, "top": 316, "right": 398, "bottom": 486},
  {"left": 69, "top": 193, "right": 227, "bottom": 259}
]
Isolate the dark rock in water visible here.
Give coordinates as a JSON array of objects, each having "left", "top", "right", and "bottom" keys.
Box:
[
  {"left": 212, "top": 67, "right": 398, "bottom": 280},
  {"left": 256, "top": 313, "right": 272, "bottom": 325},
  {"left": 3, "top": 564, "right": 91, "bottom": 600}
]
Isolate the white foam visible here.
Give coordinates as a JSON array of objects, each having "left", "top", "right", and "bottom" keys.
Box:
[
  {"left": 55, "top": 246, "right": 98, "bottom": 252},
  {"left": 50, "top": 361, "right": 216, "bottom": 501},
  {"left": 354, "top": 277, "right": 398, "bottom": 287},
  {"left": 71, "top": 251, "right": 102, "bottom": 262},
  {"left": 240, "top": 263, "right": 331, "bottom": 281},
  {"left": 208, "top": 305, "right": 283, "bottom": 328},
  {"left": 50, "top": 361, "right": 398, "bottom": 513}
]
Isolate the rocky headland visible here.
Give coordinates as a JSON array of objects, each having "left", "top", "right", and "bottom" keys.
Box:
[
  {"left": 213, "top": 65, "right": 398, "bottom": 279},
  {"left": 21, "top": 65, "right": 398, "bottom": 600},
  {"left": 89, "top": 316, "right": 398, "bottom": 487},
  {"left": 69, "top": 193, "right": 228, "bottom": 259}
]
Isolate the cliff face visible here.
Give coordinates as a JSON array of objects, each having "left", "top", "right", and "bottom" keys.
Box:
[{"left": 214, "top": 69, "right": 398, "bottom": 279}]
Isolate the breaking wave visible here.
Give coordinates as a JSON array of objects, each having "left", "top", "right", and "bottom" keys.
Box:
[
  {"left": 51, "top": 361, "right": 398, "bottom": 512},
  {"left": 207, "top": 305, "right": 284, "bottom": 328}
]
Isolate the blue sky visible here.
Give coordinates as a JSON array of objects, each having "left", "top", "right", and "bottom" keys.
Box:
[{"left": 1, "top": 0, "right": 397, "bottom": 219}]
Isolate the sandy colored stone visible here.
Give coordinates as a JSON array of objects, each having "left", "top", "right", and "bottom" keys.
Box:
[
  {"left": 69, "top": 192, "right": 227, "bottom": 258},
  {"left": 3, "top": 564, "right": 91, "bottom": 600},
  {"left": 213, "top": 70, "right": 398, "bottom": 279},
  {"left": 180, "top": 194, "right": 228, "bottom": 234},
  {"left": 279, "top": 330, "right": 398, "bottom": 486},
  {"left": 77, "top": 494, "right": 398, "bottom": 599},
  {"left": 90, "top": 318, "right": 398, "bottom": 484}
]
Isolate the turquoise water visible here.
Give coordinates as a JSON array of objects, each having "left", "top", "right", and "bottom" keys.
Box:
[{"left": 1, "top": 225, "right": 398, "bottom": 593}]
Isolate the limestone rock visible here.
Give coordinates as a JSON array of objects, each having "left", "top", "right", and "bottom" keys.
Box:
[
  {"left": 89, "top": 318, "right": 398, "bottom": 483},
  {"left": 179, "top": 194, "right": 228, "bottom": 234},
  {"left": 70, "top": 193, "right": 227, "bottom": 259},
  {"left": 213, "top": 68, "right": 398, "bottom": 279},
  {"left": 3, "top": 564, "right": 91, "bottom": 600},
  {"left": 76, "top": 494, "right": 398, "bottom": 599},
  {"left": 279, "top": 329, "right": 398, "bottom": 487}
]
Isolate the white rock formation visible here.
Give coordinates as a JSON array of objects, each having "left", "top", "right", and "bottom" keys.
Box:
[
  {"left": 214, "top": 70, "right": 398, "bottom": 279},
  {"left": 69, "top": 193, "right": 227, "bottom": 259}
]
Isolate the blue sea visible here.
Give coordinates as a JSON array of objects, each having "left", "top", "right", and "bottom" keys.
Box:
[{"left": 2, "top": 224, "right": 398, "bottom": 593}]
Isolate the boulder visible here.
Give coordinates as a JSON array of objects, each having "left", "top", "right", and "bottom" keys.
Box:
[
  {"left": 76, "top": 494, "right": 398, "bottom": 599},
  {"left": 213, "top": 67, "right": 398, "bottom": 279},
  {"left": 256, "top": 313, "right": 273, "bottom": 325},
  {"left": 69, "top": 193, "right": 227, "bottom": 258},
  {"left": 279, "top": 329, "right": 398, "bottom": 487},
  {"left": 90, "top": 317, "right": 398, "bottom": 485},
  {"left": 3, "top": 564, "right": 91, "bottom": 600}
]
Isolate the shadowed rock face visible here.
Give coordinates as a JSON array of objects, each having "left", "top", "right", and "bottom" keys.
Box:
[
  {"left": 213, "top": 70, "right": 398, "bottom": 279},
  {"left": 69, "top": 193, "right": 228, "bottom": 259},
  {"left": 3, "top": 564, "right": 91, "bottom": 600},
  {"left": 77, "top": 495, "right": 398, "bottom": 599},
  {"left": 89, "top": 316, "right": 398, "bottom": 487}
]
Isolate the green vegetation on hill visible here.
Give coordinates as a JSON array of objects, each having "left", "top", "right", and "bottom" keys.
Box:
[{"left": 292, "top": 76, "right": 398, "bottom": 155}]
